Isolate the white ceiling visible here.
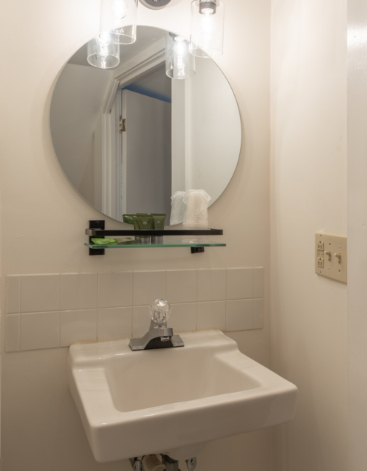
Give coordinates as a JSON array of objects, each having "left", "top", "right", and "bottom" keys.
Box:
[{"left": 130, "top": 65, "right": 172, "bottom": 101}]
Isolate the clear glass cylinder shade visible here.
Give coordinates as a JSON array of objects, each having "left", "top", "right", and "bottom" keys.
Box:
[
  {"left": 87, "top": 36, "right": 120, "bottom": 69},
  {"left": 190, "top": 0, "right": 224, "bottom": 58},
  {"left": 166, "top": 33, "right": 196, "bottom": 80},
  {"left": 100, "top": 0, "right": 138, "bottom": 45}
]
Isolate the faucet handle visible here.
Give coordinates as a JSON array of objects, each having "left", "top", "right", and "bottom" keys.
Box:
[{"left": 150, "top": 299, "right": 171, "bottom": 328}]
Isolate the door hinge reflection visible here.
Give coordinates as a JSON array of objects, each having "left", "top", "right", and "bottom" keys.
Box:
[{"left": 119, "top": 118, "right": 126, "bottom": 133}]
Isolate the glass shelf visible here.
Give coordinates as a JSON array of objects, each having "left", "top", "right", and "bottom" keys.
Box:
[
  {"left": 86, "top": 221, "right": 225, "bottom": 255},
  {"left": 85, "top": 238, "right": 226, "bottom": 250}
]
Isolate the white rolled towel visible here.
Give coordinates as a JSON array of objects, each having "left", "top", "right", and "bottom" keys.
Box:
[
  {"left": 170, "top": 191, "right": 187, "bottom": 226},
  {"left": 183, "top": 189, "right": 211, "bottom": 229},
  {"left": 142, "top": 455, "right": 165, "bottom": 471}
]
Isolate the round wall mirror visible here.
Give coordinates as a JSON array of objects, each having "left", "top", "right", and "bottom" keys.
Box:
[{"left": 50, "top": 26, "right": 241, "bottom": 225}]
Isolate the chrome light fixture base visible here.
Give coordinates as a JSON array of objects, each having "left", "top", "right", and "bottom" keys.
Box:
[
  {"left": 199, "top": 0, "right": 217, "bottom": 15},
  {"left": 139, "top": 0, "right": 171, "bottom": 10}
]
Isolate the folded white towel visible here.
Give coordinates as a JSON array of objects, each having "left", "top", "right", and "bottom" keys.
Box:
[
  {"left": 170, "top": 191, "right": 187, "bottom": 225},
  {"left": 183, "top": 189, "right": 211, "bottom": 229}
]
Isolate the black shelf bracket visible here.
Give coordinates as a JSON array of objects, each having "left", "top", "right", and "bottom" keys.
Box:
[
  {"left": 89, "top": 220, "right": 105, "bottom": 256},
  {"left": 191, "top": 247, "right": 205, "bottom": 254}
]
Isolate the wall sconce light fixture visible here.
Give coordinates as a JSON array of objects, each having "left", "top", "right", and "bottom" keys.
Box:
[
  {"left": 94, "top": 0, "right": 231, "bottom": 73},
  {"left": 190, "top": 0, "right": 224, "bottom": 58},
  {"left": 87, "top": 36, "right": 120, "bottom": 69},
  {"left": 139, "top": 0, "right": 172, "bottom": 9},
  {"left": 166, "top": 32, "right": 196, "bottom": 80},
  {"left": 100, "top": 0, "right": 138, "bottom": 44},
  {"left": 99, "top": 0, "right": 173, "bottom": 45}
]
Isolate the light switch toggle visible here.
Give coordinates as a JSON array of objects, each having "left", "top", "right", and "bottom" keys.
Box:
[
  {"left": 324, "top": 251, "right": 332, "bottom": 261},
  {"left": 334, "top": 253, "right": 342, "bottom": 264}
]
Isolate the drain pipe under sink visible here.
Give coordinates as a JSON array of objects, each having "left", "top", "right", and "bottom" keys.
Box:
[
  {"left": 143, "top": 455, "right": 166, "bottom": 471},
  {"left": 130, "top": 455, "right": 197, "bottom": 471}
]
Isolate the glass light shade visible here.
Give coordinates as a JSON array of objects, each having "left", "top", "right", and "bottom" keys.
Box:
[
  {"left": 166, "top": 33, "right": 196, "bottom": 80},
  {"left": 100, "top": 0, "right": 138, "bottom": 45},
  {"left": 190, "top": 0, "right": 224, "bottom": 58},
  {"left": 87, "top": 36, "right": 120, "bottom": 69}
]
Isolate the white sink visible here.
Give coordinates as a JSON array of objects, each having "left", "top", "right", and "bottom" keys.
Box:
[{"left": 68, "top": 330, "right": 297, "bottom": 463}]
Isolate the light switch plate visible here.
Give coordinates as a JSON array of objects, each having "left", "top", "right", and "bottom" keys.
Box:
[{"left": 315, "top": 232, "right": 347, "bottom": 284}]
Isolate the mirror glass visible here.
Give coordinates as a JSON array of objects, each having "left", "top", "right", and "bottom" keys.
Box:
[{"left": 50, "top": 26, "right": 241, "bottom": 225}]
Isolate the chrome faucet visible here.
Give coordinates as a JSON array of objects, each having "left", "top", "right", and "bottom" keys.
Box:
[{"left": 129, "top": 299, "right": 184, "bottom": 351}]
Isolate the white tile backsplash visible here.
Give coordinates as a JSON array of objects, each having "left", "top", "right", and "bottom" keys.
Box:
[
  {"left": 227, "top": 268, "right": 254, "bottom": 300},
  {"left": 20, "top": 312, "right": 60, "bottom": 351},
  {"left": 21, "top": 274, "right": 60, "bottom": 313},
  {"left": 226, "top": 299, "right": 254, "bottom": 332},
  {"left": 197, "top": 269, "right": 226, "bottom": 301},
  {"left": 254, "top": 298, "right": 264, "bottom": 329},
  {"left": 6, "top": 275, "right": 20, "bottom": 314},
  {"left": 166, "top": 270, "right": 197, "bottom": 303},
  {"left": 254, "top": 268, "right": 265, "bottom": 298},
  {"left": 6, "top": 314, "right": 20, "bottom": 352},
  {"left": 197, "top": 301, "right": 226, "bottom": 331},
  {"left": 61, "top": 274, "right": 98, "bottom": 311},
  {"left": 60, "top": 309, "right": 97, "bottom": 347},
  {"left": 98, "top": 272, "right": 133, "bottom": 308},
  {"left": 6, "top": 267, "right": 264, "bottom": 351},
  {"left": 98, "top": 307, "right": 132, "bottom": 341},
  {"left": 170, "top": 303, "right": 197, "bottom": 333},
  {"left": 133, "top": 271, "right": 165, "bottom": 306},
  {"left": 132, "top": 306, "right": 150, "bottom": 338}
]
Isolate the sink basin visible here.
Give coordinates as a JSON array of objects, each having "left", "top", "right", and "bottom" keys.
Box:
[{"left": 68, "top": 330, "right": 297, "bottom": 463}]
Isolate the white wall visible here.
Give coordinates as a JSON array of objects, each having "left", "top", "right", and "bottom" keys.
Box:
[
  {"left": 0, "top": 0, "right": 271, "bottom": 470},
  {"left": 0, "top": 30, "right": 3, "bottom": 464},
  {"left": 0, "top": 151, "right": 2, "bottom": 466},
  {"left": 270, "top": 1, "right": 348, "bottom": 470},
  {"left": 347, "top": 1, "right": 367, "bottom": 470}
]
